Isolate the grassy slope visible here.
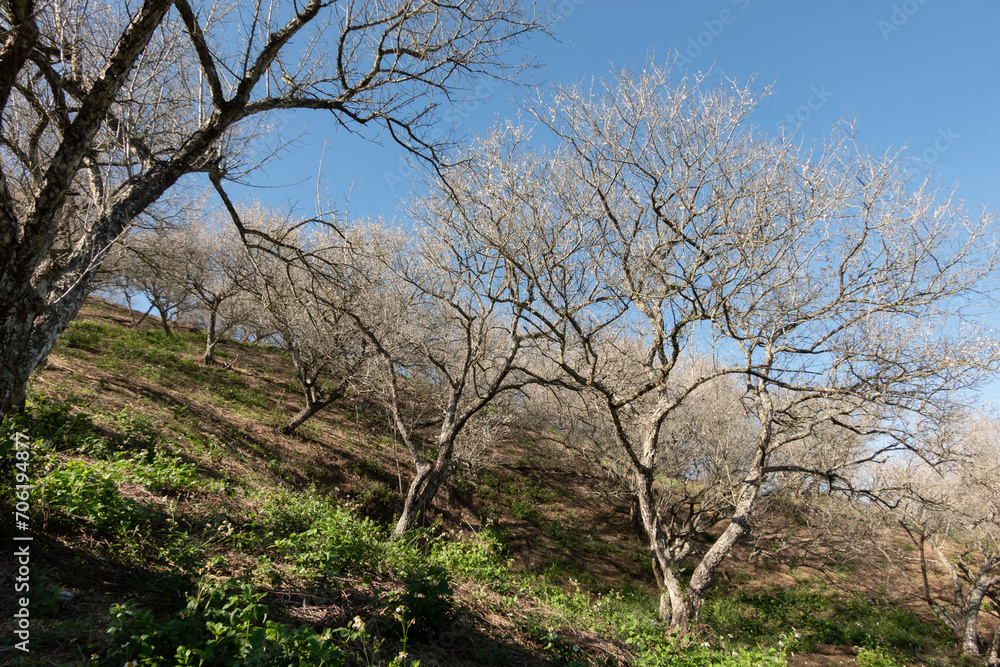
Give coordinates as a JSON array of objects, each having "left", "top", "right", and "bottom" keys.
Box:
[{"left": 0, "top": 298, "right": 985, "bottom": 667}]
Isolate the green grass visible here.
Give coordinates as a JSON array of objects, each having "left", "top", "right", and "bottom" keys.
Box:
[
  {"left": 2, "top": 309, "right": 975, "bottom": 667},
  {"left": 702, "top": 581, "right": 953, "bottom": 658}
]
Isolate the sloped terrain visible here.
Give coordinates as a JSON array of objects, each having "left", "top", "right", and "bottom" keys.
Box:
[{"left": 0, "top": 298, "right": 988, "bottom": 666}]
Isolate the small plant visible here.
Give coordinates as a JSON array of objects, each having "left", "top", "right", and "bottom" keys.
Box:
[
  {"left": 430, "top": 527, "right": 507, "bottom": 583},
  {"left": 510, "top": 497, "right": 543, "bottom": 523},
  {"left": 635, "top": 634, "right": 789, "bottom": 667},
  {"left": 40, "top": 459, "right": 147, "bottom": 534},
  {"left": 387, "top": 566, "right": 457, "bottom": 640},
  {"left": 523, "top": 616, "right": 590, "bottom": 666},
  {"left": 61, "top": 320, "right": 111, "bottom": 350},
  {"left": 271, "top": 497, "right": 383, "bottom": 582},
  {"left": 354, "top": 480, "right": 399, "bottom": 524},
  {"left": 8, "top": 394, "right": 105, "bottom": 452},
  {"left": 335, "top": 611, "right": 420, "bottom": 667},
  {"left": 856, "top": 646, "right": 904, "bottom": 667},
  {"left": 109, "top": 451, "right": 201, "bottom": 494},
  {"left": 102, "top": 576, "right": 347, "bottom": 666},
  {"left": 701, "top": 584, "right": 948, "bottom": 657}
]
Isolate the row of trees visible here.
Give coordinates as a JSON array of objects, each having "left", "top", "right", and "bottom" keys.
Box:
[
  {"left": 98, "top": 203, "right": 528, "bottom": 538},
  {"left": 2, "top": 0, "right": 997, "bottom": 655},
  {"left": 95, "top": 64, "right": 1000, "bottom": 655},
  {"left": 0, "top": 0, "right": 547, "bottom": 421}
]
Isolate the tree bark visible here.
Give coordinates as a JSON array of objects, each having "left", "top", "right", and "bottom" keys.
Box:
[
  {"left": 987, "top": 621, "right": 1000, "bottom": 667},
  {"left": 153, "top": 300, "right": 173, "bottom": 335},
  {"left": 633, "top": 462, "right": 697, "bottom": 629},
  {"left": 0, "top": 0, "right": 179, "bottom": 422},
  {"left": 281, "top": 385, "right": 346, "bottom": 435},
  {"left": 201, "top": 307, "right": 219, "bottom": 364},
  {"left": 394, "top": 436, "right": 454, "bottom": 536},
  {"left": 640, "top": 394, "right": 771, "bottom": 630},
  {"left": 0, "top": 280, "right": 88, "bottom": 422},
  {"left": 962, "top": 586, "right": 987, "bottom": 658}
]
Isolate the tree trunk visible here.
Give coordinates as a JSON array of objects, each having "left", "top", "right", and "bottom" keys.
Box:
[
  {"left": 960, "top": 579, "right": 997, "bottom": 659},
  {"left": 987, "top": 622, "right": 999, "bottom": 667},
  {"left": 0, "top": 280, "right": 88, "bottom": 422},
  {"left": 633, "top": 465, "right": 695, "bottom": 628},
  {"left": 281, "top": 385, "right": 345, "bottom": 435},
  {"left": 962, "top": 602, "right": 983, "bottom": 658},
  {"left": 394, "top": 439, "right": 454, "bottom": 535},
  {"left": 395, "top": 462, "right": 435, "bottom": 535},
  {"left": 643, "top": 409, "right": 770, "bottom": 631},
  {"left": 152, "top": 299, "right": 172, "bottom": 335},
  {"left": 662, "top": 567, "right": 693, "bottom": 630},
  {"left": 629, "top": 495, "right": 644, "bottom": 538},
  {"left": 201, "top": 307, "right": 218, "bottom": 364},
  {"left": 0, "top": 343, "right": 31, "bottom": 422},
  {"left": 395, "top": 462, "right": 449, "bottom": 535}
]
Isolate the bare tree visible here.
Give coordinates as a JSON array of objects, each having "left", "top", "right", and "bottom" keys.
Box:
[
  {"left": 345, "top": 212, "right": 532, "bottom": 535},
  {"left": 103, "top": 229, "right": 196, "bottom": 335},
  {"left": 879, "top": 415, "right": 1000, "bottom": 664},
  {"left": 171, "top": 217, "right": 258, "bottom": 363},
  {"left": 0, "top": 0, "right": 547, "bottom": 420},
  {"left": 227, "top": 211, "right": 372, "bottom": 435},
  {"left": 446, "top": 63, "right": 1000, "bottom": 628}
]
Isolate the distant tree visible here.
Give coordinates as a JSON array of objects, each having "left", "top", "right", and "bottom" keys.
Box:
[
  {"left": 171, "top": 218, "right": 257, "bottom": 364},
  {"left": 235, "top": 214, "right": 372, "bottom": 436},
  {"left": 445, "top": 63, "right": 1000, "bottom": 628},
  {"left": 0, "top": 0, "right": 547, "bottom": 421},
  {"left": 879, "top": 415, "right": 1000, "bottom": 664},
  {"left": 346, "top": 216, "right": 532, "bottom": 535},
  {"left": 103, "top": 230, "right": 196, "bottom": 336}
]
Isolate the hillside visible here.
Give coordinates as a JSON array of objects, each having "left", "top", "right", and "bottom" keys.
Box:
[{"left": 0, "top": 298, "right": 986, "bottom": 667}]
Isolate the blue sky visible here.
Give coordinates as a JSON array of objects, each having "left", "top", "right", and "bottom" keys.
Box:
[
  {"left": 241, "top": 0, "right": 1000, "bottom": 405},
  {"left": 250, "top": 0, "right": 1000, "bottom": 221}
]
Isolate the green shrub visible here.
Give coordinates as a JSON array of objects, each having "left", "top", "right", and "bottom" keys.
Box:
[
  {"left": 5, "top": 395, "right": 163, "bottom": 462},
  {"left": 104, "top": 407, "right": 160, "bottom": 459},
  {"left": 61, "top": 320, "right": 114, "bottom": 350},
  {"left": 272, "top": 500, "right": 383, "bottom": 581},
  {"left": 510, "top": 497, "right": 542, "bottom": 523},
  {"left": 108, "top": 328, "right": 188, "bottom": 363},
  {"left": 108, "top": 452, "right": 201, "bottom": 494},
  {"left": 207, "top": 369, "right": 268, "bottom": 408},
  {"left": 430, "top": 528, "right": 507, "bottom": 583},
  {"left": 40, "top": 460, "right": 146, "bottom": 534},
  {"left": 856, "top": 646, "right": 905, "bottom": 667},
  {"left": 522, "top": 615, "right": 590, "bottom": 666},
  {"left": 8, "top": 394, "right": 105, "bottom": 452},
  {"left": 386, "top": 566, "right": 457, "bottom": 640},
  {"left": 102, "top": 577, "right": 346, "bottom": 666},
  {"left": 354, "top": 480, "right": 399, "bottom": 524},
  {"left": 702, "top": 585, "right": 950, "bottom": 656},
  {"left": 635, "top": 636, "right": 788, "bottom": 666}
]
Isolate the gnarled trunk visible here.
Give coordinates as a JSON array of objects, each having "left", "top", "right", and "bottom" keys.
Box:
[
  {"left": 0, "top": 301, "right": 36, "bottom": 421},
  {"left": 0, "top": 280, "right": 89, "bottom": 423},
  {"left": 394, "top": 438, "right": 453, "bottom": 535},
  {"left": 634, "top": 409, "right": 770, "bottom": 631},
  {"left": 281, "top": 383, "right": 346, "bottom": 435}
]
